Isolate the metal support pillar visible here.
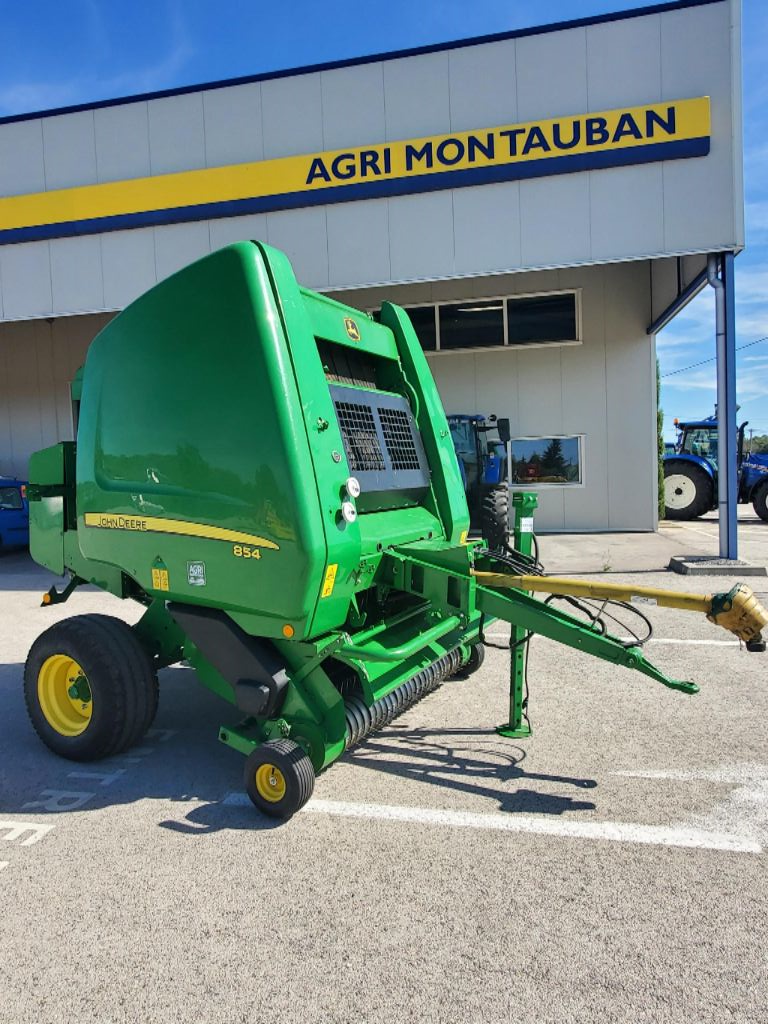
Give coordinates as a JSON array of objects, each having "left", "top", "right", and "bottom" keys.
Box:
[
  {"left": 708, "top": 252, "right": 739, "bottom": 560},
  {"left": 496, "top": 491, "right": 537, "bottom": 739}
]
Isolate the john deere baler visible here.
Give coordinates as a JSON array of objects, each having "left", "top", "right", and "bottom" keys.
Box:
[{"left": 24, "top": 242, "right": 767, "bottom": 817}]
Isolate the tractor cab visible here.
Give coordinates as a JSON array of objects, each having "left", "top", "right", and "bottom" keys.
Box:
[{"left": 675, "top": 417, "right": 719, "bottom": 464}]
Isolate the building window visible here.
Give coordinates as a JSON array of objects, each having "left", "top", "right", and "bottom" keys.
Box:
[
  {"left": 506, "top": 293, "right": 577, "bottom": 345},
  {"left": 393, "top": 290, "right": 579, "bottom": 353},
  {"left": 438, "top": 300, "right": 505, "bottom": 350},
  {"left": 406, "top": 305, "right": 438, "bottom": 351},
  {"left": 509, "top": 435, "right": 584, "bottom": 486}
]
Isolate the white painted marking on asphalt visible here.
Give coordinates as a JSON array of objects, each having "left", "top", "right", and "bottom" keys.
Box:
[
  {"left": 0, "top": 821, "right": 54, "bottom": 845},
  {"left": 220, "top": 793, "right": 760, "bottom": 852},
  {"left": 614, "top": 765, "right": 768, "bottom": 846},
  {"left": 614, "top": 765, "right": 768, "bottom": 784},
  {"left": 67, "top": 768, "right": 127, "bottom": 786},
  {"left": 22, "top": 790, "right": 95, "bottom": 812},
  {"left": 0, "top": 861, "right": 8, "bottom": 871}
]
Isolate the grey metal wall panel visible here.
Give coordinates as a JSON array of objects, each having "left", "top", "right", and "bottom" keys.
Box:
[
  {"left": 326, "top": 199, "right": 390, "bottom": 287},
  {"left": 43, "top": 110, "right": 97, "bottom": 190},
  {"left": 383, "top": 52, "right": 450, "bottom": 140},
  {"left": 266, "top": 207, "right": 328, "bottom": 289},
  {"left": 515, "top": 27, "right": 588, "bottom": 122},
  {"left": 321, "top": 63, "right": 386, "bottom": 149},
  {"left": 388, "top": 192, "right": 454, "bottom": 281},
  {"left": 209, "top": 213, "right": 268, "bottom": 250},
  {"left": 95, "top": 102, "right": 151, "bottom": 183},
  {"left": 154, "top": 221, "right": 211, "bottom": 281},
  {"left": 0, "top": 120, "right": 45, "bottom": 197},
  {"left": 50, "top": 236, "right": 104, "bottom": 313},
  {"left": 520, "top": 173, "right": 591, "bottom": 268},
  {"left": 585, "top": 14, "right": 662, "bottom": 109},
  {"left": 590, "top": 164, "right": 664, "bottom": 261},
  {"left": 603, "top": 261, "right": 656, "bottom": 528},
  {"left": 453, "top": 183, "right": 521, "bottom": 276},
  {"left": 148, "top": 93, "right": 206, "bottom": 175},
  {"left": 261, "top": 73, "right": 324, "bottom": 159},
  {"left": 101, "top": 227, "right": 158, "bottom": 310},
  {"left": 203, "top": 83, "right": 263, "bottom": 167},
  {"left": 448, "top": 40, "right": 518, "bottom": 132},
  {"left": 0, "top": 242, "right": 52, "bottom": 319}
]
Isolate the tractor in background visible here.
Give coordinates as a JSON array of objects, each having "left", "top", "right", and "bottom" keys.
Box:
[
  {"left": 0, "top": 477, "right": 29, "bottom": 551},
  {"left": 663, "top": 414, "right": 768, "bottom": 522},
  {"left": 448, "top": 414, "right": 511, "bottom": 550}
]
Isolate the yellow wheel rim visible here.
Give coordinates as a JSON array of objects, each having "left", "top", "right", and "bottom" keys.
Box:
[
  {"left": 37, "top": 655, "right": 93, "bottom": 737},
  {"left": 254, "top": 763, "right": 287, "bottom": 803}
]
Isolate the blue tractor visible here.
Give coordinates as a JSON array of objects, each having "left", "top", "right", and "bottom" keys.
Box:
[
  {"left": 663, "top": 415, "right": 768, "bottom": 522},
  {"left": 0, "top": 476, "right": 30, "bottom": 551},
  {"left": 448, "top": 414, "right": 511, "bottom": 549}
]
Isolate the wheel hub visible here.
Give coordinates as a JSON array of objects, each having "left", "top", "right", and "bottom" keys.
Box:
[
  {"left": 37, "top": 655, "right": 93, "bottom": 737},
  {"left": 665, "top": 473, "right": 696, "bottom": 511}
]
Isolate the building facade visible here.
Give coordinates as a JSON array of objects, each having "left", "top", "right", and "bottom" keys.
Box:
[{"left": 0, "top": 0, "right": 743, "bottom": 531}]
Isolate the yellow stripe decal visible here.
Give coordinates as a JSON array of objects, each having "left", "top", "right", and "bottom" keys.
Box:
[
  {"left": 0, "top": 98, "right": 710, "bottom": 239},
  {"left": 83, "top": 513, "right": 279, "bottom": 550}
]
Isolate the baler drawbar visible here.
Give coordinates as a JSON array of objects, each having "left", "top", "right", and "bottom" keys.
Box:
[{"left": 23, "top": 242, "right": 767, "bottom": 818}]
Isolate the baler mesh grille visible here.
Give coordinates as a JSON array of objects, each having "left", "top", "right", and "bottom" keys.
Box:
[
  {"left": 334, "top": 401, "right": 386, "bottom": 471},
  {"left": 379, "top": 407, "right": 421, "bottom": 470}
]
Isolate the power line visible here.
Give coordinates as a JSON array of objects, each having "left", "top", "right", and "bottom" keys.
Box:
[{"left": 661, "top": 335, "right": 768, "bottom": 378}]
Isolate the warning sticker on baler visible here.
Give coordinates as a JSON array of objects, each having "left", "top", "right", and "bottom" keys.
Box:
[{"left": 321, "top": 564, "right": 339, "bottom": 598}]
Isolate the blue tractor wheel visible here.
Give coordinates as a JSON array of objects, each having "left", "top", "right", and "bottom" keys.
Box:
[
  {"left": 753, "top": 482, "right": 768, "bottom": 523},
  {"left": 663, "top": 460, "right": 713, "bottom": 520}
]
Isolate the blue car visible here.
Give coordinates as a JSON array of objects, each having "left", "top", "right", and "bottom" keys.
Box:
[{"left": 0, "top": 477, "right": 29, "bottom": 550}]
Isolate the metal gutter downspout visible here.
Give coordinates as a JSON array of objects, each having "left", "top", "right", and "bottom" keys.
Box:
[{"left": 707, "top": 253, "right": 738, "bottom": 559}]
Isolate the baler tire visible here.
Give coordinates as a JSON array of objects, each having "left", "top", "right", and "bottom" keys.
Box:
[
  {"left": 244, "top": 739, "right": 315, "bottom": 819},
  {"left": 481, "top": 485, "right": 510, "bottom": 551},
  {"left": 663, "top": 461, "right": 713, "bottom": 520},
  {"left": 24, "top": 614, "right": 159, "bottom": 762},
  {"left": 753, "top": 483, "right": 768, "bottom": 523}
]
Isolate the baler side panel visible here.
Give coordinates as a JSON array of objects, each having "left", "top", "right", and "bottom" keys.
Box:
[{"left": 74, "top": 243, "right": 327, "bottom": 637}]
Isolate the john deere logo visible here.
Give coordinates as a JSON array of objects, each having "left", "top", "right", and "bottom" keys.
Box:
[{"left": 344, "top": 318, "right": 360, "bottom": 341}]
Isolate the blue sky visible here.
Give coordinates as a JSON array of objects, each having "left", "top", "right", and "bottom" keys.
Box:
[{"left": 0, "top": 0, "right": 764, "bottom": 439}]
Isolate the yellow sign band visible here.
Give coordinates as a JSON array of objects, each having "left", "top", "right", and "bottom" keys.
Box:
[
  {"left": 83, "top": 512, "right": 279, "bottom": 550},
  {"left": 0, "top": 98, "right": 710, "bottom": 243}
]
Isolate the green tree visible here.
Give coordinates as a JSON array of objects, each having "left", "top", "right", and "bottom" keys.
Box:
[
  {"left": 541, "top": 438, "right": 567, "bottom": 478},
  {"left": 748, "top": 434, "right": 768, "bottom": 455}
]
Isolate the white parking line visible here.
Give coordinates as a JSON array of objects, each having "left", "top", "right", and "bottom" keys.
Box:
[
  {"left": 0, "top": 862, "right": 8, "bottom": 871},
  {"left": 0, "top": 821, "right": 54, "bottom": 846},
  {"left": 221, "top": 793, "right": 760, "bottom": 853}
]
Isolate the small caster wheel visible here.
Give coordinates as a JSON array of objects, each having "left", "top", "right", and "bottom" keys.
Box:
[
  {"left": 243, "top": 739, "right": 315, "bottom": 819},
  {"left": 453, "top": 642, "right": 486, "bottom": 679}
]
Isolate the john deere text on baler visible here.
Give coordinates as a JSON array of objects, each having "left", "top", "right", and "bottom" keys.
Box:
[{"left": 24, "top": 243, "right": 767, "bottom": 817}]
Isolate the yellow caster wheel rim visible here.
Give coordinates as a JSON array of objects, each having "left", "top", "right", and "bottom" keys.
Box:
[
  {"left": 37, "top": 655, "right": 93, "bottom": 737},
  {"left": 254, "top": 763, "right": 287, "bottom": 803}
]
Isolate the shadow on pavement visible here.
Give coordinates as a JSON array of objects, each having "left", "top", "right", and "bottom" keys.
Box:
[{"left": 342, "top": 728, "right": 597, "bottom": 816}]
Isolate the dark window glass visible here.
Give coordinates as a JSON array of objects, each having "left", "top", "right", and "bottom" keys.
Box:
[
  {"left": 405, "top": 306, "right": 437, "bottom": 351},
  {"left": 0, "top": 486, "right": 23, "bottom": 510},
  {"left": 439, "top": 300, "right": 504, "bottom": 350},
  {"left": 507, "top": 294, "right": 577, "bottom": 345}
]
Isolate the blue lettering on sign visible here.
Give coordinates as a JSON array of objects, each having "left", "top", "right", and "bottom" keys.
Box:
[
  {"left": 613, "top": 112, "right": 643, "bottom": 142},
  {"left": 306, "top": 158, "right": 331, "bottom": 184},
  {"left": 553, "top": 121, "right": 581, "bottom": 149},
  {"left": 405, "top": 141, "right": 433, "bottom": 171},
  {"left": 586, "top": 117, "right": 610, "bottom": 146},
  {"left": 646, "top": 106, "right": 676, "bottom": 136},
  {"left": 331, "top": 153, "right": 357, "bottom": 180},
  {"left": 522, "top": 126, "right": 551, "bottom": 155}
]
